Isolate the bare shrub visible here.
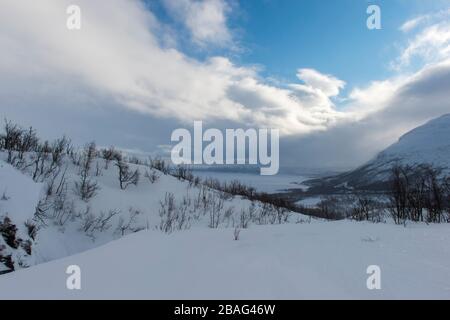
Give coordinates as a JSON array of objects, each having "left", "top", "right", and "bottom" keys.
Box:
[
  {"left": 74, "top": 142, "right": 99, "bottom": 201},
  {"left": 127, "top": 156, "right": 142, "bottom": 165},
  {"left": 275, "top": 206, "right": 290, "bottom": 224},
  {"left": 350, "top": 194, "right": 376, "bottom": 221},
  {"left": 115, "top": 159, "right": 140, "bottom": 190},
  {"left": 45, "top": 164, "right": 68, "bottom": 198},
  {"left": 51, "top": 185, "right": 75, "bottom": 226},
  {"left": 80, "top": 207, "right": 120, "bottom": 237},
  {"left": 101, "top": 146, "right": 122, "bottom": 169},
  {"left": 158, "top": 193, "right": 191, "bottom": 233},
  {"left": 24, "top": 220, "right": 38, "bottom": 241},
  {"left": 388, "top": 165, "right": 410, "bottom": 224},
  {"left": 115, "top": 208, "right": 143, "bottom": 237},
  {"left": 17, "top": 127, "right": 39, "bottom": 162},
  {"left": 201, "top": 176, "right": 298, "bottom": 216},
  {"left": 95, "top": 162, "right": 102, "bottom": 177},
  {"left": 0, "top": 246, "right": 14, "bottom": 274},
  {"left": 315, "top": 196, "right": 349, "bottom": 220},
  {"left": 50, "top": 136, "right": 70, "bottom": 169},
  {"left": 233, "top": 227, "right": 241, "bottom": 241},
  {"left": 21, "top": 239, "right": 32, "bottom": 255},
  {"left": 30, "top": 145, "right": 49, "bottom": 181},
  {"left": 0, "top": 217, "right": 19, "bottom": 249},
  {"left": 223, "top": 207, "right": 235, "bottom": 227},
  {"left": 144, "top": 169, "right": 160, "bottom": 184},
  {"left": 387, "top": 164, "right": 449, "bottom": 224},
  {"left": 192, "top": 176, "right": 201, "bottom": 187},
  {"left": 239, "top": 208, "right": 251, "bottom": 229},
  {"left": 74, "top": 177, "right": 99, "bottom": 202},
  {"left": 34, "top": 199, "right": 52, "bottom": 227},
  {"left": 208, "top": 196, "right": 224, "bottom": 229},
  {"left": 173, "top": 164, "right": 193, "bottom": 181},
  {"left": 1, "top": 190, "right": 9, "bottom": 201},
  {"left": 149, "top": 156, "right": 170, "bottom": 174},
  {"left": 2, "top": 119, "right": 25, "bottom": 164}
]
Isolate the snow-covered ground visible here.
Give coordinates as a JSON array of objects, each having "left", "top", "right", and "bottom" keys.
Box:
[
  {"left": 0, "top": 153, "right": 296, "bottom": 274},
  {"left": 1, "top": 145, "right": 450, "bottom": 299},
  {"left": 0, "top": 162, "right": 42, "bottom": 273},
  {"left": 0, "top": 162, "right": 42, "bottom": 224},
  {"left": 1, "top": 221, "right": 450, "bottom": 299}
]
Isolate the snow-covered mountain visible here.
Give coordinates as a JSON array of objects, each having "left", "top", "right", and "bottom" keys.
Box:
[
  {"left": 377, "top": 113, "right": 450, "bottom": 170},
  {"left": 306, "top": 113, "right": 450, "bottom": 192}
]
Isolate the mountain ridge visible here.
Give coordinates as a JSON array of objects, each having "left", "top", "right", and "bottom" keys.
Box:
[{"left": 303, "top": 113, "right": 450, "bottom": 193}]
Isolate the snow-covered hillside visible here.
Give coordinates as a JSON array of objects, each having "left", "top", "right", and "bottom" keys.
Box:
[
  {"left": 0, "top": 148, "right": 295, "bottom": 274},
  {"left": 1, "top": 120, "right": 450, "bottom": 299},
  {"left": 375, "top": 113, "right": 450, "bottom": 174},
  {"left": 305, "top": 114, "right": 450, "bottom": 192},
  {"left": 0, "top": 162, "right": 41, "bottom": 274},
  {"left": 1, "top": 221, "right": 450, "bottom": 299}
]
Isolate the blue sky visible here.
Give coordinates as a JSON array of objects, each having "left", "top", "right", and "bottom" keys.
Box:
[
  {"left": 236, "top": 0, "right": 404, "bottom": 87},
  {"left": 152, "top": 0, "right": 450, "bottom": 91}
]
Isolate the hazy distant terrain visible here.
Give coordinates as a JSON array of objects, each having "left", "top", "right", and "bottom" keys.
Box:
[
  {"left": 290, "top": 114, "right": 450, "bottom": 197},
  {"left": 192, "top": 170, "right": 312, "bottom": 194}
]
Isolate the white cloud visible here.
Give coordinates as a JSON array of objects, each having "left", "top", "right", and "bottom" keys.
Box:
[
  {"left": 1, "top": 1, "right": 450, "bottom": 169},
  {"left": 282, "top": 59, "right": 450, "bottom": 168},
  {"left": 296, "top": 68, "right": 346, "bottom": 97},
  {"left": 162, "top": 0, "right": 232, "bottom": 47},
  {"left": 400, "top": 16, "right": 428, "bottom": 33},
  {"left": 398, "top": 22, "right": 450, "bottom": 68},
  {"left": 395, "top": 10, "right": 450, "bottom": 69},
  {"left": 345, "top": 78, "right": 403, "bottom": 119},
  {"left": 400, "top": 9, "right": 450, "bottom": 33},
  {"left": 0, "top": 0, "right": 352, "bottom": 136}
]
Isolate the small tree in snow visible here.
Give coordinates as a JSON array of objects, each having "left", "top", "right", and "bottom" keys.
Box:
[
  {"left": 115, "top": 159, "right": 139, "bottom": 190},
  {"left": 0, "top": 217, "right": 18, "bottom": 249},
  {"left": 233, "top": 227, "right": 241, "bottom": 241},
  {"left": 144, "top": 169, "right": 160, "bottom": 184},
  {"left": 74, "top": 142, "right": 99, "bottom": 201},
  {"left": 101, "top": 146, "right": 122, "bottom": 169}
]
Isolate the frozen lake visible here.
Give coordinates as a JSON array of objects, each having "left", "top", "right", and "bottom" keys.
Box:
[{"left": 191, "top": 170, "right": 311, "bottom": 194}]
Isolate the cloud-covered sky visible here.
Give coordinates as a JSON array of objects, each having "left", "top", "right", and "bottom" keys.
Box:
[{"left": 0, "top": 0, "right": 449, "bottom": 171}]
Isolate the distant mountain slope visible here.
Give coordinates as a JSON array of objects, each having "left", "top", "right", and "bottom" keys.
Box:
[
  {"left": 305, "top": 113, "right": 450, "bottom": 193},
  {"left": 379, "top": 113, "right": 450, "bottom": 170}
]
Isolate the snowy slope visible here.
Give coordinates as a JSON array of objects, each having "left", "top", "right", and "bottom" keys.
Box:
[
  {"left": 0, "top": 162, "right": 42, "bottom": 273},
  {"left": 305, "top": 113, "right": 450, "bottom": 192},
  {"left": 2, "top": 137, "right": 450, "bottom": 299},
  {"left": 1, "top": 221, "right": 450, "bottom": 299},
  {"left": 0, "top": 163, "right": 43, "bottom": 224},
  {"left": 376, "top": 113, "right": 450, "bottom": 172},
  {"left": 0, "top": 152, "right": 297, "bottom": 271}
]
